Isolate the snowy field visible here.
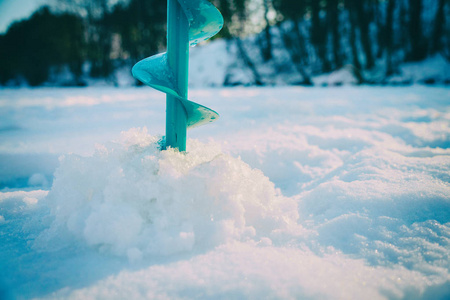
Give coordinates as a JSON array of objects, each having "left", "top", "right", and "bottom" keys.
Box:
[{"left": 0, "top": 86, "right": 449, "bottom": 299}]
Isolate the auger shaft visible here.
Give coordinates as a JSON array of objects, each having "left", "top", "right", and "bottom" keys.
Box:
[
  {"left": 132, "top": 0, "right": 222, "bottom": 152},
  {"left": 166, "top": 0, "right": 189, "bottom": 151}
]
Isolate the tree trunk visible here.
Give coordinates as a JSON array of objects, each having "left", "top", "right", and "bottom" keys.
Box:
[
  {"left": 431, "top": 0, "right": 445, "bottom": 54},
  {"left": 346, "top": 0, "right": 363, "bottom": 73},
  {"left": 311, "top": 1, "right": 331, "bottom": 72},
  {"left": 375, "top": 0, "right": 385, "bottom": 59},
  {"left": 353, "top": 0, "right": 374, "bottom": 69},
  {"left": 385, "top": 0, "right": 396, "bottom": 76},
  {"left": 408, "top": 0, "right": 426, "bottom": 61},
  {"left": 235, "top": 38, "right": 264, "bottom": 86},
  {"left": 278, "top": 22, "right": 312, "bottom": 85},
  {"left": 293, "top": 19, "right": 309, "bottom": 66},
  {"left": 261, "top": 0, "right": 273, "bottom": 61},
  {"left": 327, "top": 0, "right": 342, "bottom": 69}
]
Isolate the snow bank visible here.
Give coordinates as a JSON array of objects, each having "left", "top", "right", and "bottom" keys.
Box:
[
  {"left": 388, "top": 55, "right": 450, "bottom": 85},
  {"left": 35, "top": 128, "right": 300, "bottom": 259}
]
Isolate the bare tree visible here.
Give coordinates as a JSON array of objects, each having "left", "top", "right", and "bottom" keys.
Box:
[
  {"left": 431, "top": 0, "right": 446, "bottom": 55},
  {"left": 261, "top": 0, "right": 273, "bottom": 61},
  {"left": 385, "top": 0, "right": 396, "bottom": 76},
  {"left": 327, "top": 0, "right": 342, "bottom": 69},
  {"left": 408, "top": 0, "right": 426, "bottom": 61},
  {"left": 310, "top": 0, "right": 331, "bottom": 72}
]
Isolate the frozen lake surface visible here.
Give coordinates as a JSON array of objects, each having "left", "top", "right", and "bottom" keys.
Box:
[{"left": 0, "top": 86, "right": 449, "bottom": 299}]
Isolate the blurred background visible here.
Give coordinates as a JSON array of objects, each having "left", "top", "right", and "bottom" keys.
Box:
[{"left": 0, "top": 0, "right": 449, "bottom": 87}]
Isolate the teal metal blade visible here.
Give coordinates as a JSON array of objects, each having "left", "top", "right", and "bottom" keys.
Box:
[{"left": 132, "top": 0, "right": 223, "bottom": 151}]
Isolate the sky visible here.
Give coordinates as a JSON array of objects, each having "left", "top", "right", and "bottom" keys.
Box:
[
  {"left": 0, "top": 0, "right": 133, "bottom": 33},
  {"left": 0, "top": 0, "right": 48, "bottom": 33}
]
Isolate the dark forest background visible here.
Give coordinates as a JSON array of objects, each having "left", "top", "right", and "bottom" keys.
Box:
[{"left": 0, "top": 0, "right": 448, "bottom": 87}]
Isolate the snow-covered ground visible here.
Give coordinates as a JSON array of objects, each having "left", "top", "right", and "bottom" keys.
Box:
[
  {"left": 0, "top": 86, "right": 449, "bottom": 299},
  {"left": 26, "top": 36, "right": 450, "bottom": 88}
]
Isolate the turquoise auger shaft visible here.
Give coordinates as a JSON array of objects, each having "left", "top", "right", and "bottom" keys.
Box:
[
  {"left": 132, "top": 0, "right": 224, "bottom": 151},
  {"left": 166, "top": 0, "right": 189, "bottom": 151}
]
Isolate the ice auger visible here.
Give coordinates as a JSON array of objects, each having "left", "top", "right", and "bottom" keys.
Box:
[{"left": 132, "top": 0, "right": 223, "bottom": 151}]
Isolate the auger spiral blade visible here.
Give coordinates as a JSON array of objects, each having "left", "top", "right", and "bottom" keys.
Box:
[{"left": 132, "top": 0, "right": 223, "bottom": 151}]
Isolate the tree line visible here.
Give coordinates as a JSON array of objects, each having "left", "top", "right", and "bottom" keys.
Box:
[{"left": 0, "top": 0, "right": 448, "bottom": 86}]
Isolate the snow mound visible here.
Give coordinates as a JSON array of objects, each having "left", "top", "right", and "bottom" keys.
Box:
[
  {"left": 388, "top": 55, "right": 450, "bottom": 85},
  {"left": 35, "top": 128, "right": 300, "bottom": 259},
  {"left": 313, "top": 65, "right": 362, "bottom": 86}
]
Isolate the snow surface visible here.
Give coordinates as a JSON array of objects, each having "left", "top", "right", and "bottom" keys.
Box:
[{"left": 0, "top": 86, "right": 450, "bottom": 299}]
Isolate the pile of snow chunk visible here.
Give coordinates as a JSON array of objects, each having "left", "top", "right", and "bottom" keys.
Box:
[{"left": 35, "top": 128, "right": 301, "bottom": 260}]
